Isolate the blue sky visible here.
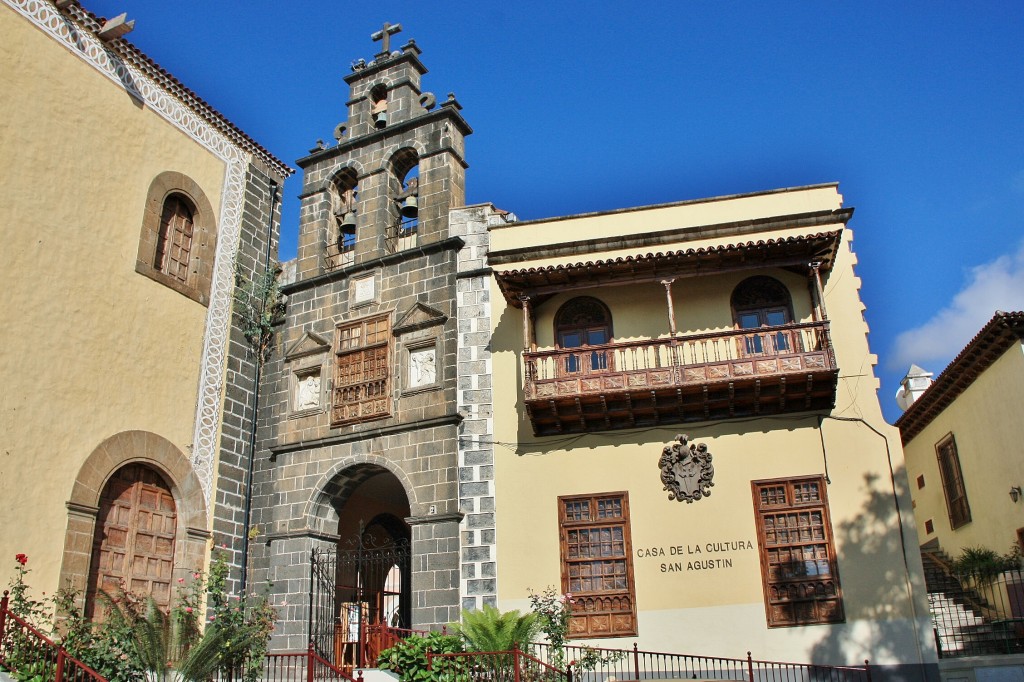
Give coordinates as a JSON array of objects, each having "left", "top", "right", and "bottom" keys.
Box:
[{"left": 84, "top": 1, "right": 1024, "bottom": 423}]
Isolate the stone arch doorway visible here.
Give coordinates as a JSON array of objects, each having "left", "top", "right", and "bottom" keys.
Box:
[
  {"left": 311, "top": 464, "right": 411, "bottom": 668},
  {"left": 59, "top": 431, "right": 209, "bottom": 619},
  {"left": 86, "top": 463, "right": 177, "bottom": 620}
]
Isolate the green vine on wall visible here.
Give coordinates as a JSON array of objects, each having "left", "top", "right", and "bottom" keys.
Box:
[{"left": 233, "top": 264, "right": 286, "bottom": 364}]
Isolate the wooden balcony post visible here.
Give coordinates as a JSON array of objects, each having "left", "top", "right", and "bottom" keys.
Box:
[
  {"left": 808, "top": 262, "right": 828, "bottom": 321},
  {"left": 519, "top": 295, "right": 535, "bottom": 351},
  {"left": 661, "top": 279, "right": 677, "bottom": 335}
]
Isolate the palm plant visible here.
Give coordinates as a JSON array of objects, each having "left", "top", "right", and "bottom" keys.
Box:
[
  {"left": 452, "top": 605, "right": 540, "bottom": 652},
  {"left": 99, "top": 592, "right": 260, "bottom": 682}
]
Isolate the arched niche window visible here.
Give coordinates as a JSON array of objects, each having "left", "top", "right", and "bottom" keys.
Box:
[
  {"left": 731, "top": 276, "right": 794, "bottom": 355},
  {"left": 390, "top": 148, "right": 419, "bottom": 245},
  {"left": 154, "top": 194, "right": 195, "bottom": 284},
  {"left": 330, "top": 168, "right": 359, "bottom": 254},
  {"left": 555, "top": 296, "right": 613, "bottom": 374},
  {"left": 136, "top": 171, "right": 216, "bottom": 305},
  {"left": 370, "top": 84, "right": 388, "bottom": 129},
  {"left": 86, "top": 463, "right": 178, "bottom": 620}
]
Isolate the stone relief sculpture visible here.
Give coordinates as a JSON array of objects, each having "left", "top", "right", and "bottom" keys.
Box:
[
  {"left": 659, "top": 434, "right": 715, "bottom": 503},
  {"left": 296, "top": 373, "right": 321, "bottom": 411},
  {"left": 409, "top": 347, "right": 436, "bottom": 387}
]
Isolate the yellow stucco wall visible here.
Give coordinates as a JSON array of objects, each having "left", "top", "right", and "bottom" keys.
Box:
[
  {"left": 0, "top": 7, "right": 226, "bottom": 594},
  {"left": 903, "top": 343, "right": 1024, "bottom": 556},
  {"left": 488, "top": 186, "right": 933, "bottom": 666}
]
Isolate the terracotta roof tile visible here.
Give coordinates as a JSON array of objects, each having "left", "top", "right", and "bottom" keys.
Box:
[{"left": 71, "top": 3, "right": 292, "bottom": 177}]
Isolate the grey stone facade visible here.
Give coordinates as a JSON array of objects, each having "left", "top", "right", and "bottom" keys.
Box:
[
  {"left": 212, "top": 160, "right": 286, "bottom": 596},
  {"left": 451, "top": 204, "right": 510, "bottom": 611},
  {"left": 249, "top": 35, "right": 475, "bottom": 651}
]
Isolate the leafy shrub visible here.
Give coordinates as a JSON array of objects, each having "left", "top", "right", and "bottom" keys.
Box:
[
  {"left": 4, "top": 549, "right": 276, "bottom": 682},
  {"left": 952, "top": 546, "right": 1021, "bottom": 582},
  {"left": 377, "top": 631, "right": 468, "bottom": 682}
]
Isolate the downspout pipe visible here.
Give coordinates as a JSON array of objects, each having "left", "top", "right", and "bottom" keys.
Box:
[{"left": 241, "top": 178, "right": 279, "bottom": 594}]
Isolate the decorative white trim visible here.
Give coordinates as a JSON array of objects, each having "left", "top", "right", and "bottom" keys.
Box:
[{"left": 7, "top": 0, "right": 251, "bottom": 512}]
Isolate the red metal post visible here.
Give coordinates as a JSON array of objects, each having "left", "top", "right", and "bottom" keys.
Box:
[
  {"left": 55, "top": 648, "right": 66, "bottom": 682},
  {"left": 633, "top": 643, "right": 640, "bottom": 682},
  {"left": 306, "top": 641, "right": 315, "bottom": 682},
  {"left": 746, "top": 652, "right": 754, "bottom": 682},
  {"left": 864, "top": 660, "right": 872, "bottom": 682},
  {"left": 514, "top": 647, "right": 522, "bottom": 682},
  {"left": 0, "top": 590, "right": 8, "bottom": 645}
]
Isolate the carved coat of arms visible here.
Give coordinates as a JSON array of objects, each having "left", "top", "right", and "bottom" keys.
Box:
[{"left": 659, "top": 434, "right": 714, "bottom": 503}]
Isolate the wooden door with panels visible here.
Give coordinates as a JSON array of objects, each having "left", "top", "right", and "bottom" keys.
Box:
[{"left": 86, "top": 463, "right": 177, "bottom": 620}]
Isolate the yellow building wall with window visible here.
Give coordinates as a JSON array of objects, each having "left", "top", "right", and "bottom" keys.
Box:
[
  {"left": 0, "top": 2, "right": 225, "bottom": 596},
  {"left": 901, "top": 335, "right": 1024, "bottom": 557},
  {"left": 487, "top": 186, "right": 936, "bottom": 676},
  {"left": 0, "top": 2, "right": 290, "bottom": 607}
]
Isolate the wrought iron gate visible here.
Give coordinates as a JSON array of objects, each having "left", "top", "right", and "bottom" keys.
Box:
[{"left": 309, "top": 536, "right": 411, "bottom": 668}]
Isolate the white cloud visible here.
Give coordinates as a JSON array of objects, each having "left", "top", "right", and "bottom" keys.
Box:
[{"left": 888, "top": 239, "right": 1024, "bottom": 371}]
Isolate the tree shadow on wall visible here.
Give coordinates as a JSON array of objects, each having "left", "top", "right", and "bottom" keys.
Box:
[{"left": 808, "top": 468, "right": 934, "bottom": 680}]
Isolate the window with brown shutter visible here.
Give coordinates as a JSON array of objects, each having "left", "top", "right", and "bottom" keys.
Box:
[
  {"left": 558, "top": 492, "right": 637, "bottom": 638},
  {"left": 752, "top": 476, "right": 844, "bottom": 627},
  {"left": 935, "top": 434, "right": 971, "bottom": 529},
  {"left": 154, "top": 195, "right": 195, "bottom": 284},
  {"left": 332, "top": 314, "right": 392, "bottom": 425}
]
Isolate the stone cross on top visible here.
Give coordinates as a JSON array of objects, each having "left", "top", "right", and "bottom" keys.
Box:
[{"left": 371, "top": 22, "right": 402, "bottom": 55}]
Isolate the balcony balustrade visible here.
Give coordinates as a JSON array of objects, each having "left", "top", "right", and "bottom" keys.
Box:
[{"left": 523, "top": 321, "right": 838, "bottom": 435}]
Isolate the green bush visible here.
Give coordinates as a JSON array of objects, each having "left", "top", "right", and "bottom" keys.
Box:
[
  {"left": 377, "top": 631, "right": 468, "bottom": 682},
  {"left": 952, "top": 546, "right": 1020, "bottom": 582}
]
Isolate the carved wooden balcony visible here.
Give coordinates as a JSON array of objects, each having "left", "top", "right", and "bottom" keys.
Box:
[{"left": 523, "top": 321, "right": 838, "bottom": 435}]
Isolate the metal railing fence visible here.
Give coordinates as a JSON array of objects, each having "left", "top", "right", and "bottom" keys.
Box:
[
  {"left": 922, "top": 560, "right": 1024, "bottom": 657},
  {"left": 530, "top": 642, "right": 870, "bottom": 682},
  {"left": 0, "top": 591, "right": 106, "bottom": 682},
  {"left": 428, "top": 648, "right": 567, "bottom": 682}
]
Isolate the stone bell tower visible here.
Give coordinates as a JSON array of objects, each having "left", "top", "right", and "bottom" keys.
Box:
[
  {"left": 294, "top": 23, "right": 471, "bottom": 278},
  {"left": 251, "top": 24, "right": 475, "bottom": 652}
]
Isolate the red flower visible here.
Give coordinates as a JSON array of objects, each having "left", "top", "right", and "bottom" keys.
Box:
[{"left": 15, "top": 553, "right": 27, "bottom": 566}]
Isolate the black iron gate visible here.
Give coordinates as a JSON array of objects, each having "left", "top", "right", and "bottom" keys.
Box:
[{"left": 309, "top": 536, "right": 412, "bottom": 668}]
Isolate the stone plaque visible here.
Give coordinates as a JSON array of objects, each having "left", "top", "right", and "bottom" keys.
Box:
[{"left": 354, "top": 276, "right": 375, "bottom": 304}]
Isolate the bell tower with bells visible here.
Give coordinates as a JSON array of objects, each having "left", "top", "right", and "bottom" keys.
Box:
[
  {"left": 258, "top": 23, "right": 476, "bottom": 644},
  {"left": 294, "top": 22, "right": 472, "bottom": 277}
]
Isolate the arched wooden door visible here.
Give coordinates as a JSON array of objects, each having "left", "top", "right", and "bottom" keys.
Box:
[{"left": 86, "top": 463, "right": 177, "bottom": 619}]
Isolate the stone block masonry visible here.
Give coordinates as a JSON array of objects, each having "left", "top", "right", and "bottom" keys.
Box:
[
  {"left": 212, "top": 160, "right": 286, "bottom": 597},
  {"left": 451, "top": 204, "right": 506, "bottom": 611}
]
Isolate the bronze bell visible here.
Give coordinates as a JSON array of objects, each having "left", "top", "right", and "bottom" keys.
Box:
[
  {"left": 374, "top": 111, "right": 387, "bottom": 129},
  {"left": 400, "top": 196, "right": 418, "bottom": 219},
  {"left": 340, "top": 211, "right": 357, "bottom": 234}
]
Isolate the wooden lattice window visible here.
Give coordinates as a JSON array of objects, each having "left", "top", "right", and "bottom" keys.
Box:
[
  {"left": 752, "top": 476, "right": 844, "bottom": 627},
  {"left": 332, "top": 314, "right": 392, "bottom": 425},
  {"left": 936, "top": 434, "right": 971, "bottom": 529},
  {"left": 558, "top": 492, "right": 637, "bottom": 638},
  {"left": 154, "top": 195, "right": 195, "bottom": 284}
]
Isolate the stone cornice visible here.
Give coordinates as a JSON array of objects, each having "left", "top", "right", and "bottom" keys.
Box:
[
  {"left": 280, "top": 236, "right": 465, "bottom": 295},
  {"left": 269, "top": 413, "right": 463, "bottom": 458}
]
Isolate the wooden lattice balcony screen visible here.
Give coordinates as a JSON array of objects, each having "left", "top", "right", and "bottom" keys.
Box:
[{"left": 523, "top": 321, "right": 838, "bottom": 434}]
